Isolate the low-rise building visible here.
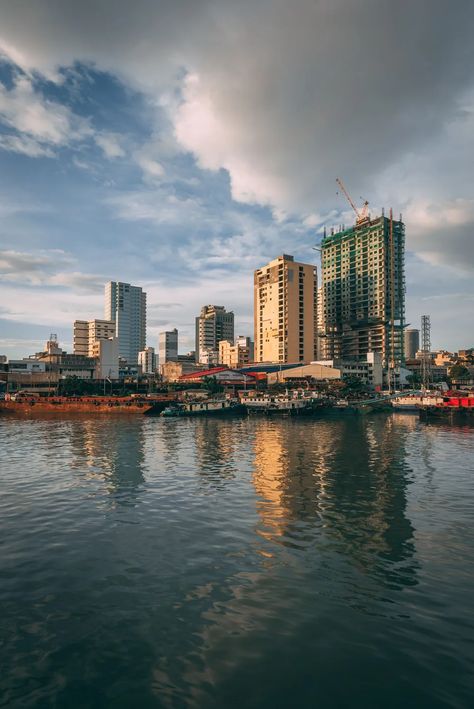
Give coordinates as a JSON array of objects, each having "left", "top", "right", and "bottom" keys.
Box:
[
  {"left": 160, "top": 360, "right": 201, "bottom": 383},
  {"left": 91, "top": 337, "right": 119, "bottom": 379},
  {"left": 266, "top": 361, "right": 341, "bottom": 385},
  {"left": 178, "top": 366, "right": 253, "bottom": 387},
  {"left": 219, "top": 337, "right": 253, "bottom": 368},
  {"left": 313, "top": 352, "right": 383, "bottom": 389},
  {"left": 199, "top": 348, "right": 220, "bottom": 367},
  {"left": 7, "top": 359, "right": 47, "bottom": 373},
  {"left": 74, "top": 319, "right": 116, "bottom": 356},
  {"left": 433, "top": 350, "right": 455, "bottom": 367}
]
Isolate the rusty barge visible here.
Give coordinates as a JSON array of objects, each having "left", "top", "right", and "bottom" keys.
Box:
[{"left": 0, "top": 394, "right": 176, "bottom": 416}]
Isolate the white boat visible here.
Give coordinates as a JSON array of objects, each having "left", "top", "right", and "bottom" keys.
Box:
[
  {"left": 392, "top": 394, "right": 444, "bottom": 411},
  {"left": 240, "top": 393, "right": 311, "bottom": 415},
  {"left": 161, "top": 398, "right": 244, "bottom": 417}
]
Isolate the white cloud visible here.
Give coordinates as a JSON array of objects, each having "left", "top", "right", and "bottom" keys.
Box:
[
  {"left": 136, "top": 154, "right": 165, "bottom": 180},
  {"left": 0, "top": 133, "right": 54, "bottom": 157},
  {"left": 94, "top": 132, "right": 125, "bottom": 159},
  {"left": 0, "top": 249, "right": 104, "bottom": 290},
  {"left": 0, "top": 74, "right": 92, "bottom": 154}
]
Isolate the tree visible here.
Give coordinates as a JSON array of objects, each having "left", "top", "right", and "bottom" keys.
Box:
[
  {"left": 203, "top": 376, "right": 223, "bottom": 395},
  {"left": 406, "top": 372, "right": 421, "bottom": 386},
  {"left": 449, "top": 363, "right": 470, "bottom": 381},
  {"left": 341, "top": 375, "right": 367, "bottom": 397}
]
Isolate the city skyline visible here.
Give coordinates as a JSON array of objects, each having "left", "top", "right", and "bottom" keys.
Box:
[{"left": 1, "top": 2, "right": 473, "bottom": 359}]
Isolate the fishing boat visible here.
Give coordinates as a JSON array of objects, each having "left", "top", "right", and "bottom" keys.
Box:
[{"left": 161, "top": 398, "right": 244, "bottom": 417}]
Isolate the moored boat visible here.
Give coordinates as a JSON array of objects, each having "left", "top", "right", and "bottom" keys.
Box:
[
  {"left": 240, "top": 392, "right": 312, "bottom": 415},
  {"left": 0, "top": 393, "right": 172, "bottom": 415},
  {"left": 161, "top": 398, "right": 244, "bottom": 417},
  {"left": 392, "top": 393, "right": 444, "bottom": 411},
  {"left": 419, "top": 394, "right": 474, "bottom": 421}
]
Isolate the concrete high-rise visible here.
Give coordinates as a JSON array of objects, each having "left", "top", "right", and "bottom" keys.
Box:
[
  {"left": 254, "top": 254, "right": 317, "bottom": 364},
  {"left": 158, "top": 329, "right": 178, "bottom": 364},
  {"left": 195, "top": 305, "right": 234, "bottom": 364},
  {"left": 404, "top": 328, "right": 420, "bottom": 360},
  {"left": 138, "top": 346, "right": 156, "bottom": 374},
  {"left": 73, "top": 319, "right": 116, "bottom": 356},
  {"left": 105, "top": 282, "right": 146, "bottom": 365},
  {"left": 320, "top": 214, "right": 405, "bottom": 366}
]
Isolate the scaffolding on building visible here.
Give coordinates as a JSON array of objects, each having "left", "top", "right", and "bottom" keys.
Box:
[{"left": 421, "top": 314, "right": 431, "bottom": 390}]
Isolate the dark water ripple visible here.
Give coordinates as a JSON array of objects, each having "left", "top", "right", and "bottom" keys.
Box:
[{"left": 1, "top": 414, "right": 473, "bottom": 708}]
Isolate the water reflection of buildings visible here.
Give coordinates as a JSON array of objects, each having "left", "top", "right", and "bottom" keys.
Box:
[
  {"left": 192, "top": 419, "right": 243, "bottom": 489},
  {"left": 251, "top": 416, "right": 417, "bottom": 582},
  {"left": 68, "top": 418, "right": 146, "bottom": 505}
]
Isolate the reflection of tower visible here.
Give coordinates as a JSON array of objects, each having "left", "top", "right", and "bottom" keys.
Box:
[
  {"left": 69, "top": 418, "right": 146, "bottom": 505},
  {"left": 252, "top": 424, "right": 288, "bottom": 540},
  {"left": 193, "top": 419, "right": 238, "bottom": 487},
  {"left": 421, "top": 315, "right": 431, "bottom": 390},
  {"left": 251, "top": 417, "right": 417, "bottom": 582},
  {"left": 252, "top": 419, "right": 342, "bottom": 541}
]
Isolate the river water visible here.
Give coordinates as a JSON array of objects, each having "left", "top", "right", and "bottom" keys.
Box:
[{"left": 1, "top": 413, "right": 473, "bottom": 708}]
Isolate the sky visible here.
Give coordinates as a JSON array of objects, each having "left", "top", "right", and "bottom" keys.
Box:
[{"left": 0, "top": 0, "right": 473, "bottom": 358}]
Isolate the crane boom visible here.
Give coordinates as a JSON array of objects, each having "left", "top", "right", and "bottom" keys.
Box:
[
  {"left": 336, "top": 177, "right": 369, "bottom": 226},
  {"left": 336, "top": 177, "right": 359, "bottom": 218}
]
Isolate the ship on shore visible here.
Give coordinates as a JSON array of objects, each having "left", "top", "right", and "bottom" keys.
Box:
[{"left": 0, "top": 393, "right": 175, "bottom": 415}]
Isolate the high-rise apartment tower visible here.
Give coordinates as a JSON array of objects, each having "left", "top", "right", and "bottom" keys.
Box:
[
  {"left": 254, "top": 254, "right": 317, "bottom": 363},
  {"left": 105, "top": 281, "right": 146, "bottom": 365},
  {"left": 404, "top": 328, "right": 420, "bottom": 360},
  {"left": 195, "top": 305, "right": 234, "bottom": 364},
  {"left": 320, "top": 214, "right": 405, "bottom": 366},
  {"left": 158, "top": 329, "right": 178, "bottom": 364}
]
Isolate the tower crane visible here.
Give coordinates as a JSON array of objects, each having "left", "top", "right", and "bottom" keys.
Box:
[{"left": 336, "top": 177, "right": 369, "bottom": 226}]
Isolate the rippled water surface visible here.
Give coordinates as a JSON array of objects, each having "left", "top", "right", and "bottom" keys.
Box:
[{"left": 1, "top": 414, "right": 473, "bottom": 708}]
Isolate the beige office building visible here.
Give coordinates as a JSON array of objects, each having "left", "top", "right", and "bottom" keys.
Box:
[
  {"left": 73, "top": 319, "right": 116, "bottom": 356},
  {"left": 219, "top": 337, "right": 252, "bottom": 368},
  {"left": 254, "top": 254, "right": 317, "bottom": 363}
]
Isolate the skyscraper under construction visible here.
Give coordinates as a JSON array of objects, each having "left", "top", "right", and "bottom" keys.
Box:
[{"left": 319, "top": 212, "right": 405, "bottom": 367}]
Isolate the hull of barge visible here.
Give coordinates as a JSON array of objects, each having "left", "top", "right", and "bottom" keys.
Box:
[{"left": 0, "top": 397, "right": 172, "bottom": 416}]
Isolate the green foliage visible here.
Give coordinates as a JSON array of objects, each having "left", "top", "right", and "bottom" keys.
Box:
[
  {"left": 203, "top": 376, "right": 223, "bottom": 394},
  {"left": 58, "top": 376, "right": 103, "bottom": 396},
  {"left": 341, "top": 375, "right": 369, "bottom": 397},
  {"left": 449, "top": 363, "right": 470, "bottom": 381}
]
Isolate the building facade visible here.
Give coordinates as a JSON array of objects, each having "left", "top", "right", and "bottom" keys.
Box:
[
  {"left": 91, "top": 337, "right": 119, "bottom": 379},
  {"left": 195, "top": 305, "right": 234, "bottom": 364},
  {"left": 218, "top": 337, "right": 253, "bottom": 368},
  {"left": 138, "top": 346, "right": 156, "bottom": 374},
  {"left": 158, "top": 329, "right": 178, "bottom": 364},
  {"left": 73, "top": 319, "right": 116, "bottom": 356},
  {"left": 254, "top": 254, "right": 317, "bottom": 364},
  {"left": 404, "top": 328, "right": 420, "bottom": 360},
  {"left": 105, "top": 282, "right": 146, "bottom": 365},
  {"left": 320, "top": 215, "right": 405, "bottom": 366}
]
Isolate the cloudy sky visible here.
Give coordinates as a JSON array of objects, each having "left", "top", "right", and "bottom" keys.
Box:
[{"left": 0, "top": 0, "right": 473, "bottom": 357}]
